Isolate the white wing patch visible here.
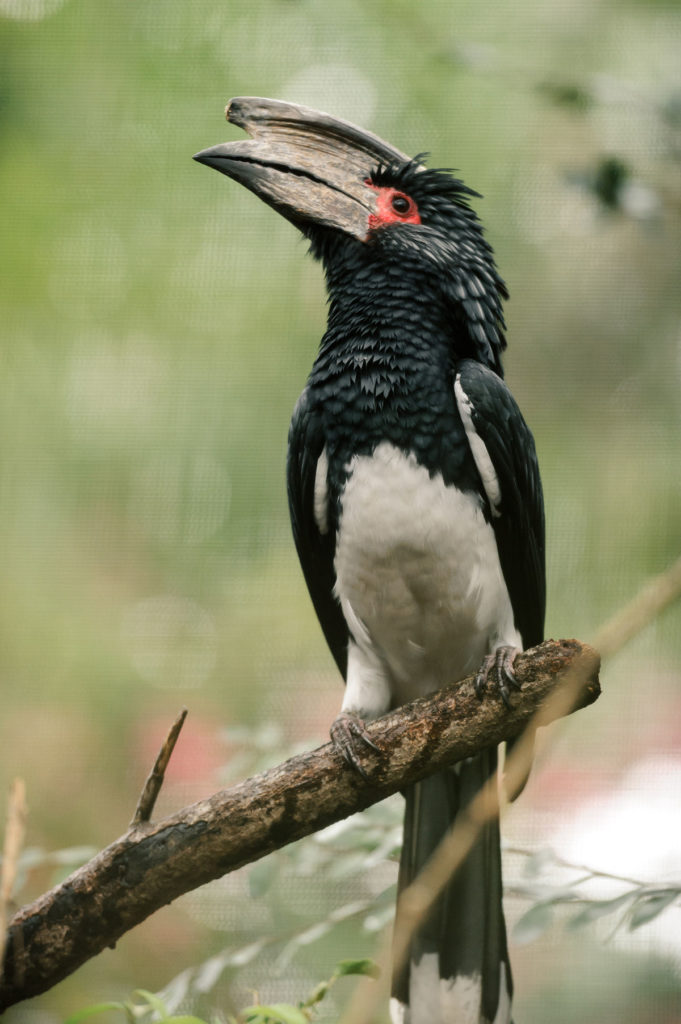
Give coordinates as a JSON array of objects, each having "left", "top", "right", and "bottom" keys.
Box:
[
  {"left": 313, "top": 445, "right": 329, "bottom": 534},
  {"left": 454, "top": 374, "right": 502, "bottom": 518}
]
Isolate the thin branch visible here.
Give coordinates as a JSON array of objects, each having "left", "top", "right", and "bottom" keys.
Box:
[
  {"left": 0, "top": 638, "right": 599, "bottom": 1012},
  {"left": 504, "top": 846, "right": 681, "bottom": 911},
  {"left": 131, "top": 708, "right": 188, "bottom": 827},
  {"left": 503, "top": 845, "right": 670, "bottom": 891},
  {"left": 0, "top": 780, "right": 28, "bottom": 967},
  {"left": 592, "top": 553, "right": 681, "bottom": 659}
]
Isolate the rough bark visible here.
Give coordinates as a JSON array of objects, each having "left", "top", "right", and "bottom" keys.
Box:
[{"left": 0, "top": 638, "right": 600, "bottom": 1011}]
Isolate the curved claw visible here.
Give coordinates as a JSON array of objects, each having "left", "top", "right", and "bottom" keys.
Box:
[
  {"left": 330, "top": 711, "right": 380, "bottom": 779},
  {"left": 474, "top": 645, "right": 521, "bottom": 708},
  {"left": 474, "top": 653, "right": 495, "bottom": 700}
]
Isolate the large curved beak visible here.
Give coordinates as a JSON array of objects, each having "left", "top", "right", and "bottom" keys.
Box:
[{"left": 193, "top": 97, "right": 412, "bottom": 241}]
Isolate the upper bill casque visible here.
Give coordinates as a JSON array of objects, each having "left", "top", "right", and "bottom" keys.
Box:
[{"left": 193, "top": 96, "right": 415, "bottom": 239}]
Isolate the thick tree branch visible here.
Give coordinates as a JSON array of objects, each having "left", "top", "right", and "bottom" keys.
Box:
[{"left": 0, "top": 638, "right": 599, "bottom": 1011}]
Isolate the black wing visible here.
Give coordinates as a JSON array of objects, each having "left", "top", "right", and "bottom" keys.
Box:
[
  {"left": 455, "top": 359, "right": 545, "bottom": 648},
  {"left": 287, "top": 388, "right": 349, "bottom": 679}
]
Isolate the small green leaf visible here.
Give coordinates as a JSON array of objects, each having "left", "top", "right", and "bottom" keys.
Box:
[
  {"left": 302, "top": 980, "right": 329, "bottom": 1006},
  {"left": 63, "top": 1003, "right": 127, "bottom": 1024},
  {"left": 512, "top": 901, "right": 554, "bottom": 945},
  {"left": 133, "top": 989, "right": 169, "bottom": 1016},
  {"left": 242, "top": 1004, "right": 309, "bottom": 1024},
  {"left": 629, "top": 889, "right": 680, "bottom": 930},
  {"left": 333, "top": 958, "right": 380, "bottom": 979}
]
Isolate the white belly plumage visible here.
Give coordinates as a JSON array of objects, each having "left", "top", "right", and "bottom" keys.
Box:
[{"left": 333, "top": 442, "right": 520, "bottom": 717}]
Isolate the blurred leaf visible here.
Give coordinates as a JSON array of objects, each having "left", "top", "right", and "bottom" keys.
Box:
[
  {"left": 566, "top": 155, "right": 641, "bottom": 214},
  {"left": 302, "top": 980, "right": 329, "bottom": 1006},
  {"left": 592, "top": 156, "right": 630, "bottom": 208},
  {"left": 326, "top": 850, "right": 372, "bottom": 880},
  {"left": 14, "top": 846, "right": 51, "bottom": 869},
  {"left": 628, "top": 888, "right": 680, "bottom": 930},
  {"left": 242, "top": 1004, "right": 309, "bottom": 1024},
  {"left": 363, "top": 901, "right": 396, "bottom": 933},
  {"left": 194, "top": 953, "right": 230, "bottom": 995},
  {"left": 518, "top": 847, "right": 556, "bottom": 879},
  {"left": 133, "top": 989, "right": 169, "bottom": 1016},
  {"left": 227, "top": 938, "right": 269, "bottom": 967},
  {"left": 275, "top": 921, "right": 333, "bottom": 967},
  {"left": 333, "top": 957, "right": 380, "bottom": 979},
  {"left": 63, "top": 1003, "right": 127, "bottom": 1023},
  {"left": 194, "top": 939, "right": 268, "bottom": 993},
  {"left": 328, "top": 899, "right": 373, "bottom": 924},
  {"left": 537, "top": 81, "right": 593, "bottom": 110},
  {"left": 513, "top": 901, "right": 555, "bottom": 945},
  {"left": 51, "top": 845, "right": 98, "bottom": 865},
  {"left": 155, "top": 968, "right": 193, "bottom": 1015},
  {"left": 566, "top": 892, "right": 636, "bottom": 929},
  {"left": 158, "top": 1017, "right": 209, "bottom": 1023},
  {"left": 292, "top": 920, "right": 332, "bottom": 947}
]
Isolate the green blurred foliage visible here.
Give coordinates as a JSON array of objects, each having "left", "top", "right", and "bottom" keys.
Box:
[{"left": 1, "top": 0, "right": 680, "bottom": 1021}]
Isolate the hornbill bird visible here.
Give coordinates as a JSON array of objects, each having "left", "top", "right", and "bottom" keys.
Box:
[{"left": 195, "top": 97, "right": 545, "bottom": 1024}]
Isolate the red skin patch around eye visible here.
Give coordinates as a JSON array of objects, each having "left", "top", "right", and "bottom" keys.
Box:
[{"left": 365, "top": 182, "right": 421, "bottom": 230}]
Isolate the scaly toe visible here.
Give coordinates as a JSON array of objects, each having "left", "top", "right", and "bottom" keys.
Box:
[
  {"left": 496, "top": 646, "right": 520, "bottom": 708},
  {"left": 329, "top": 711, "right": 379, "bottom": 779},
  {"left": 475, "top": 645, "right": 521, "bottom": 708},
  {"left": 474, "top": 654, "right": 495, "bottom": 699}
]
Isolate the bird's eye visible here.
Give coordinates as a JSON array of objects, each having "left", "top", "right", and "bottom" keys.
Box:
[
  {"left": 366, "top": 184, "right": 421, "bottom": 229},
  {"left": 391, "top": 194, "right": 411, "bottom": 215}
]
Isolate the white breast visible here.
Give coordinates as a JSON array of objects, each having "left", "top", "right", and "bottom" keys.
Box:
[{"left": 333, "top": 442, "right": 520, "bottom": 713}]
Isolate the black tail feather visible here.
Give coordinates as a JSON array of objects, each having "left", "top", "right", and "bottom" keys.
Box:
[{"left": 391, "top": 750, "right": 512, "bottom": 1024}]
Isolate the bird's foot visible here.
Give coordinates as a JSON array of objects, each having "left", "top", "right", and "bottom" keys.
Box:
[
  {"left": 330, "top": 711, "right": 380, "bottom": 779},
  {"left": 474, "top": 645, "right": 521, "bottom": 709}
]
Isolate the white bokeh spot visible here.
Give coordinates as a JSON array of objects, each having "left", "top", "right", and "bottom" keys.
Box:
[
  {"left": 552, "top": 755, "right": 681, "bottom": 962},
  {"left": 0, "top": 0, "right": 65, "bottom": 20},
  {"left": 121, "top": 594, "right": 217, "bottom": 690}
]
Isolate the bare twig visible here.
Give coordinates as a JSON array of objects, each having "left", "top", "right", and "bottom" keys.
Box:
[
  {"left": 131, "top": 708, "right": 188, "bottom": 827},
  {"left": 592, "top": 553, "right": 681, "bottom": 659},
  {"left": 505, "top": 844, "right": 681, "bottom": 893},
  {"left": 0, "top": 639, "right": 598, "bottom": 1011},
  {"left": 0, "top": 780, "right": 27, "bottom": 967}
]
